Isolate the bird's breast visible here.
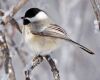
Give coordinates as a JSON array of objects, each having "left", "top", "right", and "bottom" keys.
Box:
[{"left": 22, "top": 26, "right": 60, "bottom": 55}]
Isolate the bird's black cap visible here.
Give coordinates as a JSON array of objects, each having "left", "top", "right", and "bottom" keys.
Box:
[{"left": 24, "top": 8, "right": 41, "bottom": 18}]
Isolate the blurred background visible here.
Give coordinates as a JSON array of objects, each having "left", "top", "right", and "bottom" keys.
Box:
[{"left": 0, "top": 0, "right": 100, "bottom": 80}]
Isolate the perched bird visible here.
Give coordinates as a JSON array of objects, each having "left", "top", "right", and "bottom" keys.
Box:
[{"left": 21, "top": 8, "right": 95, "bottom": 56}]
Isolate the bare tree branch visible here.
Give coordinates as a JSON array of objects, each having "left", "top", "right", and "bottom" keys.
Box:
[
  {"left": 8, "top": 57, "right": 16, "bottom": 80},
  {"left": 25, "top": 55, "right": 43, "bottom": 80},
  {"left": 10, "top": 18, "right": 22, "bottom": 33},
  {"left": 0, "top": 31, "right": 16, "bottom": 80},
  {"left": 1, "top": 0, "right": 28, "bottom": 26},
  {"left": 12, "top": 0, "right": 29, "bottom": 16},
  {"left": 24, "top": 55, "right": 60, "bottom": 80},
  {"left": 90, "top": 0, "right": 100, "bottom": 30},
  {"left": 44, "top": 55, "right": 60, "bottom": 80},
  {"left": 0, "top": 0, "right": 29, "bottom": 79},
  {"left": 0, "top": 31, "right": 10, "bottom": 73}
]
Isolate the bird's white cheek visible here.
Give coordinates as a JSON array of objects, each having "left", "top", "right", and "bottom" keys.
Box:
[{"left": 26, "top": 17, "right": 35, "bottom": 22}]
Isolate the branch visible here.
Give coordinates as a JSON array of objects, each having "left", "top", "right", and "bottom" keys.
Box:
[
  {"left": 9, "top": 18, "right": 22, "bottom": 33},
  {"left": 0, "top": 31, "right": 10, "bottom": 73},
  {"left": 0, "top": 0, "right": 28, "bottom": 35},
  {"left": 90, "top": 0, "right": 100, "bottom": 30},
  {"left": 1, "top": 0, "right": 29, "bottom": 27},
  {"left": 0, "top": 31, "right": 16, "bottom": 80},
  {"left": 24, "top": 54, "right": 60, "bottom": 80},
  {"left": 44, "top": 55, "right": 60, "bottom": 80},
  {"left": 12, "top": 0, "right": 29, "bottom": 16},
  {"left": 8, "top": 57, "right": 16, "bottom": 80},
  {"left": 25, "top": 55, "right": 43, "bottom": 80}
]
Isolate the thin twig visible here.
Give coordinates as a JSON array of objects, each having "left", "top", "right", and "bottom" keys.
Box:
[
  {"left": 12, "top": 0, "right": 29, "bottom": 16},
  {"left": 44, "top": 55, "right": 60, "bottom": 80},
  {"left": 10, "top": 18, "right": 22, "bottom": 33},
  {"left": 25, "top": 55, "right": 43, "bottom": 80}
]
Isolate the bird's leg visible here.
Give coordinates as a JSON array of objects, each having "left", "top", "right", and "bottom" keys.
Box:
[
  {"left": 44, "top": 55, "right": 60, "bottom": 80},
  {"left": 25, "top": 55, "right": 43, "bottom": 80}
]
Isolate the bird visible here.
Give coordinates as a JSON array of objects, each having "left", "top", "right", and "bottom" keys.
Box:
[{"left": 21, "top": 8, "right": 95, "bottom": 56}]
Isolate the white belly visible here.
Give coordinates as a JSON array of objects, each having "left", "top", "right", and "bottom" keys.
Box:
[
  {"left": 25, "top": 35, "right": 60, "bottom": 56},
  {"left": 22, "top": 26, "right": 60, "bottom": 56}
]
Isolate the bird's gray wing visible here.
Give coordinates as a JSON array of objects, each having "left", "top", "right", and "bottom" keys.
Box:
[{"left": 31, "top": 24, "right": 95, "bottom": 55}]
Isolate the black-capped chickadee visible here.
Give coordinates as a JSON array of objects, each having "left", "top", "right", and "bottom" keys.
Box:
[{"left": 21, "top": 8, "right": 95, "bottom": 56}]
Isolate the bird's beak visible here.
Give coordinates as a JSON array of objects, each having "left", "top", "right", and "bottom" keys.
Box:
[{"left": 21, "top": 16, "right": 25, "bottom": 19}]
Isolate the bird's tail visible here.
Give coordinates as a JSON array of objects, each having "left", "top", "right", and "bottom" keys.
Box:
[{"left": 65, "top": 38, "right": 95, "bottom": 55}]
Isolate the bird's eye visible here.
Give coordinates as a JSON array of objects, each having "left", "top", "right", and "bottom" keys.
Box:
[{"left": 23, "top": 19, "right": 31, "bottom": 25}]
